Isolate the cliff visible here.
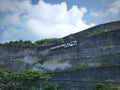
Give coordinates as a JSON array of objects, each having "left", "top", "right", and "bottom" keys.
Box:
[
  {"left": 49, "top": 66, "right": 120, "bottom": 90},
  {"left": 0, "top": 21, "right": 120, "bottom": 89},
  {"left": 0, "top": 21, "right": 120, "bottom": 71}
]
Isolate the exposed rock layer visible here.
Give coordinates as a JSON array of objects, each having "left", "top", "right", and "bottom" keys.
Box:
[{"left": 0, "top": 21, "right": 120, "bottom": 89}]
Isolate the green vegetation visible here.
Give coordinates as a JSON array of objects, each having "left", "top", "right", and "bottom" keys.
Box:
[
  {"left": 91, "top": 29, "right": 108, "bottom": 36},
  {"left": 35, "top": 38, "right": 64, "bottom": 46},
  {"left": 105, "top": 79, "right": 117, "bottom": 83},
  {"left": 2, "top": 40, "right": 34, "bottom": 47},
  {"left": 76, "top": 66, "right": 87, "bottom": 70},
  {"left": 96, "top": 82, "right": 104, "bottom": 90},
  {"left": 42, "top": 83, "right": 58, "bottom": 90},
  {"left": 62, "top": 66, "right": 89, "bottom": 72},
  {"left": 92, "top": 31, "right": 97, "bottom": 36},
  {"left": 0, "top": 38, "right": 64, "bottom": 47},
  {"left": 103, "top": 29, "right": 109, "bottom": 33},
  {"left": 65, "top": 63, "right": 118, "bottom": 72},
  {"left": 96, "top": 79, "right": 120, "bottom": 90},
  {"left": 0, "top": 68, "right": 51, "bottom": 90},
  {"left": 8, "top": 40, "right": 34, "bottom": 47},
  {"left": 77, "top": 63, "right": 120, "bottom": 71},
  {"left": 63, "top": 63, "right": 120, "bottom": 72},
  {"left": 101, "top": 63, "right": 120, "bottom": 67}
]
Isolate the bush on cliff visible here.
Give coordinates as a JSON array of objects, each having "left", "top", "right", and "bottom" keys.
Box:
[
  {"left": 0, "top": 68, "right": 51, "bottom": 90},
  {"left": 1, "top": 38, "right": 64, "bottom": 47},
  {"left": 35, "top": 38, "right": 64, "bottom": 46},
  {"left": 42, "top": 83, "right": 58, "bottom": 90},
  {"left": 96, "top": 79, "right": 120, "bottom": 90}
]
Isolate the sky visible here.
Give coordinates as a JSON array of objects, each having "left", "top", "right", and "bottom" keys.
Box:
[{"left": 0, "top": 0, "right": 120, "bottom": 43}]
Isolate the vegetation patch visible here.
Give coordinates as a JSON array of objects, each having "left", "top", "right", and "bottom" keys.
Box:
[
  {"left": 0, "top": 38, "right": 64, "bottom": 47},
  {"left": 101, "top": 63, "right": 120, "bottom": 67},
  {"left": 96, "top": 79, "right": 120, "bottom": 90},
  {"left": 0, "top": 68, "right": 51, "bottom": 90},
  {"left": 76, "top": 66, "right": 88, "bottom": 70},
  {"left": 92, "top": 31, "right": 97, "bottom": 36},
  {"left": 35, "top": 38, "right": 64, "bottom": 46},
  {"left": 103, "top": 29, "right": 109, "bottom": 33},
  {"left": 42, "top": 83, "right": 58, "bottom": 90}
]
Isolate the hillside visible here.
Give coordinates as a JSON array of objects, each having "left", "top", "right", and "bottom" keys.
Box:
[{"left": 0, "top": 21, "right": 120, "bottom": 90}]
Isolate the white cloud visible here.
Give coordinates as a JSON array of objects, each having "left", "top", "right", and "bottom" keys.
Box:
[
  {"left": 109, "top": 0, "right": 120, "bottom": 16},
  {"left": 89, "top": 8, "right": 108, "bottom": 18},
  {"left": 90, "top": 0, "right": 120, "bottom": 18},
  {"left": 90, "top": 11, "right": 100, "bottom": 17},
  {"left": 0, "top": 0, "right": 95, "bottom": 42}
]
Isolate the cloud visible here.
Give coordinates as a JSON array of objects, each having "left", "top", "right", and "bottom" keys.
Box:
[
  {"left": 89, "top": 10, "right": 108, "bottom": 18},
  {"left": 90, "top": 11, "right": 101, "bottom": 17},
  {"left": 0, "top": 0, "right": 95, "bottom": 43},
  {"left": 89, "top": 0, "right": 120, "bottom": 18},
  {"left": 109, "top": 0, "right": 120, "bottom": 16},
  {"left": 89, "top": 10, "right": 105, "bottom": 17}
]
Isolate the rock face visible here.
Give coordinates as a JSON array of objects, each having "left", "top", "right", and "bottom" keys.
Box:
[
  {"left": 50, "top": 66, "right": 120, "bottom": 90},
  {"left": 0, "top": 21, "right": 120, "bottom": 89},
  {"left": 0, "top": 21, "right": 120, "bottom": 72}
]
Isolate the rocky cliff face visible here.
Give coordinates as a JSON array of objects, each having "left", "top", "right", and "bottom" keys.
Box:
[
  {"left": 1, "top": 21, "right": 120, "bottom": 72},
  {"left": 0, "top": 21, "right": 120, "bottom": 90},
  {"left": 49, "top": 66, "right": 120, "bottom": 90}
]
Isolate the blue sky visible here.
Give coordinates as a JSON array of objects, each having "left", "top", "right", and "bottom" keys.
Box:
[{"left": 0, "top": 0, "right": 120, "bottom": 43}]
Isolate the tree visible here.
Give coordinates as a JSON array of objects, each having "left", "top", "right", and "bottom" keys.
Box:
[
  {"left": 20, "top": 70, "right": 50, "bottom": 88},
  {"left": 0, "top": 68, "right": 51, "bottom": 90},
  {"left": 0, "top": 69, "right": 18, "bottom": 90},
  {"left": 35, "top": 38, "right": 64, "bottom": 46}
]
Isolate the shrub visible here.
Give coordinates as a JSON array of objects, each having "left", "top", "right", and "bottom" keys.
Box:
[
  {"left": 96, "top": 82, "right": 104, "bottom": 90},
  {"left": 103, "top": 30, "right": 108, "bottom": 33},
  {"left": 35, "top": 38, "right": 64, "bottom": 46},
  {"left": 105, "top": 79, "right": 117, "bottom": 83},
  {"left": 107, "top": 86, "right": 120, "bottom": 90},
  {"left": 92, "top": 31, "right": 97, "bottom": 36},
  {"left": 0, "top": 68, "right": 51, "bottom": 90},
  {"left": 76, "top": 66, "right": 87, "bottom": 70},
  {"left": 96, "top": 79, "right": 120, "bottom": 90},
  {"left": 1, "top": 38, "right": 64, "bottom": 47},
  {"left": 42, "top": 83, "right": 58, "bottom": 90}
]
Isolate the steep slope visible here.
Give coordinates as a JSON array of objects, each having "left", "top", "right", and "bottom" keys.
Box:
[
  {"left": 50, "top": 66, "right": 120, "bottom": 90},
  {"left": 0, "top": 21, "right": 120, "bottom": 90},
  {"left": 0, "top": 21, "right": 120, "bottom": 72}
]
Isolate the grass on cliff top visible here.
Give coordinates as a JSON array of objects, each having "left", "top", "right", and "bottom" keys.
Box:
[{"left": 0, "top": 38, "right": 64, "bottom": 47}]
